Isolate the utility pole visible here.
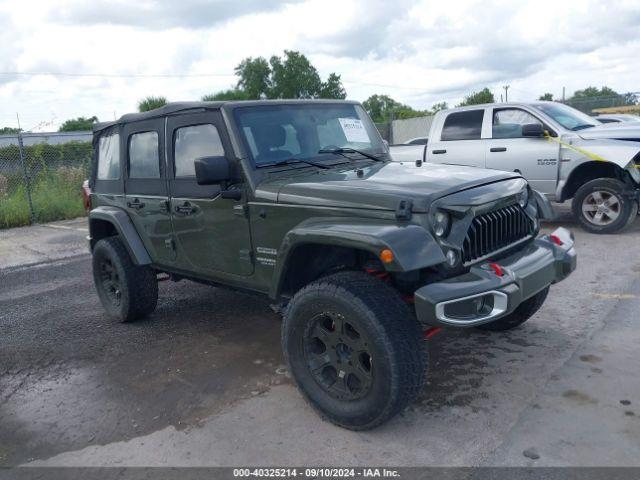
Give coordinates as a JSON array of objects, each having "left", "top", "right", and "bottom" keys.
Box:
[
  {"left": 562, "top": 87, "right": 565, "bottom": 102},
  {"left": 503, "top": 85, "right": 510, "bottom": 102}
]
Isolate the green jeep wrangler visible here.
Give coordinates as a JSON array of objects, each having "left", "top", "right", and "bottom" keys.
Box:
[{"left": 88, "top": 100, "right": 576, "bottom": 430}]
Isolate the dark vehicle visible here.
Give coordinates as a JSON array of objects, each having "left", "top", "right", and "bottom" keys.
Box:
[{"left": 88, "top": 100, "right": 576, "bottom": 430}]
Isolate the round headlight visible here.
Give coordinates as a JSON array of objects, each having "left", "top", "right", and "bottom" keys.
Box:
[
  {"left": 518, "top": 188, "right": 529, "bottom": 208},
  {"left": 433, "top": 210, "right": 450, "bottom": 237}
]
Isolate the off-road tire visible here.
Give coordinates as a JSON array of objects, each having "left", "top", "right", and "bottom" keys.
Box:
[
  {"left": 282, "top": 271, "right": 426, "bottom": 430},
  {"left": 572, "top": 178, "right": 637, "bottom": 234},
  {"left": 92, "top": 237, "right": 158, "bottom": 322},
  {"left": 476, "top": 286, "right": 549, "bottom": 332}
]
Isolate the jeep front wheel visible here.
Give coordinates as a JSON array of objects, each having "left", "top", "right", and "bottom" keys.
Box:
[
  {"left": 282, "top": 271, "right": 426, "bottom": 430},
  {"left": 572, "top": 178, "right": 637, "bottom": 234},
  {"left": 92, "top": 237, "right": 158, "bottom": 322}
]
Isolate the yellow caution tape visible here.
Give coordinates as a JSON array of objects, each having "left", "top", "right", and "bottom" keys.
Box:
[{"left": 544, "top": 132, "right": 608, "bottom": 162}]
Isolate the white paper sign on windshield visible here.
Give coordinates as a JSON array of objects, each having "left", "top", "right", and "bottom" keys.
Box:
[{"left": 338, "top": 118, "right": 370, "bottom": 143}]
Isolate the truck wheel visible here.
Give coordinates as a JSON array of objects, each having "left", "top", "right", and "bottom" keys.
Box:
[
  {"left": 572, "top": 178, "right": 637, "bottom": 234},
  {"left": 92, "top": 237, "right": 158, "bottom": 322},
  {"left": 282, "top": 271, "right": 426, "bottom": 430},
  {"left": 476, "top": 287, "right": 549, "bottom": 332}
]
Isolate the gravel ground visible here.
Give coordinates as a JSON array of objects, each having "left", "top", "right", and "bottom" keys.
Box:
[{"left": 1, "top": 211, "right": 639, "bottom": 468}]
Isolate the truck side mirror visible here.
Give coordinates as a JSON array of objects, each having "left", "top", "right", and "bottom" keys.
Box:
[
  {"left": 194, "top": 156, "right": 231, "bottom": 185},
  {"left": 522, "top": 123, "right": 544, "bottom": 137}
]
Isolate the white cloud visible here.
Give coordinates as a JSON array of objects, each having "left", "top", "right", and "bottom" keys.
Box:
[{"left": 0, "top": 0, "right": 638, "bottom": 130}]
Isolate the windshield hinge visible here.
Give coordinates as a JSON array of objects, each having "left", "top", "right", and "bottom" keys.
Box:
[{"left": 395, "top": 199, "right": 413, "bottom": 221}]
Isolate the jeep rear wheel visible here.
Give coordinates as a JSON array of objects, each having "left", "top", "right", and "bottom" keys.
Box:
[
  {"left": 282, "top": 271, "right": 426, "bottom": 430},
  {"left": 572, "top": 178, "right": 637, "bottom": 234},
  {"left": 92, "top": 237, "right": 158, "bottom": 322}
]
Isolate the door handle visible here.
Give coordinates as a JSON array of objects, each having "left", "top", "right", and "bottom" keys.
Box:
[
  {"left": 432, "top": 149, "right": 447, "bottom": 154},
  {"left": 174, "top": 201, "right": 196, "bottom": 215},
  {"left": 127, "top": 199, "right": 145, "bottom": 210},
  {"left": 490, "top": 147, "right": 507, "bottom": 152}
]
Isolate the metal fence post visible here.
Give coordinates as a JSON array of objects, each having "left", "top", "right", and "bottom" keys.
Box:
[{"left": 17, "top": 132, "right": 35, "bottom": 225}]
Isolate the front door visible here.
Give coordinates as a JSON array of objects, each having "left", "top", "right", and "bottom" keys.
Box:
[
  {"left": 485, "top": 107, "right": 560, "bottom": 195},
  {"left": 166, "top": 112, "right": 254, "bottom": 277},
  {"left": 123, "top": 119, "right": 175, "bottom": 265}
]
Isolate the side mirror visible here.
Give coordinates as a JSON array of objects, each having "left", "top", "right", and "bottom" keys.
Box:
[
  {"left": 194, "top": 156, "right": 231, "bottom": 185},
  {"left": 522, "top": 123, "right": 545, "bottom": 138}
]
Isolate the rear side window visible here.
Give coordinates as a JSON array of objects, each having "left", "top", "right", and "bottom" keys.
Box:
[
  {"left": 129, "top": 131, "right": 160, "bottom": 178},
  {"left": 97, "top": 133, "right": 120, "bottom": 180},
  {"left": 174, "top": 124, "right": 224, "bottom": 177},
  {"left": 441, "top": 111, "right": 484, "bottom": 141}
]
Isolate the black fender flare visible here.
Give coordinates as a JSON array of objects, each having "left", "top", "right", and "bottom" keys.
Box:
[
  {"left": 88, "top": 206, "right": 152, "bottom": 265},
  {"left": 270, "top": 218, "right": 445, "bottom": 298}
]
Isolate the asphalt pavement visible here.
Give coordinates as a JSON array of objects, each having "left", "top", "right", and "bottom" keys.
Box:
[{"left": 1, "top": 212, "right": 639, "bottom": 467}]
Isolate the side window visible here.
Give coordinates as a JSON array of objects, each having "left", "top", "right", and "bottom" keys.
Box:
[
  {"left": 493, "top": 109, "right": 543, "bottom": 139},
  {"left": 128, "top": 131, "right": 160, "bottom": 178},
  {"left": 97, "top": 133, "right": 120, "bottom": 180},
  {"left": 174, "top": 124, "right": 224, "bottom": 177},
  {"left": 441, "top": 111, "right": 484, "bottom": 141}
]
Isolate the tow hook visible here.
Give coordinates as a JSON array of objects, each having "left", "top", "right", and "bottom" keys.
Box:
[{"left": 424, "top": 327, "right": 442, "bottom": 340}]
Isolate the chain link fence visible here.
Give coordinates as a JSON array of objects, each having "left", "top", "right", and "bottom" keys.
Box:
[{"left": 0, "top": 132, "right": 93, "bottom": 229}]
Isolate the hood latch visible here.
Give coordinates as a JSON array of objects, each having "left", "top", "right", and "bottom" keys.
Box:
[{"left": 395, "top": 199, "right": 413, "bottom": 220}]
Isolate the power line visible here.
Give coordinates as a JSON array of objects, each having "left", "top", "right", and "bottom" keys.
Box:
[
  {"left": 0, "top": 71, "right": 235, "bottom": 78},
  {"left": 0, "top": 70, "right": 433, "bottom": 90}
]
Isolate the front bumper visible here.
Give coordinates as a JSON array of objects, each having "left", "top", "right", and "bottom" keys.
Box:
[{"left": 414, "top": 227, "right": 576, "bottom": 327}]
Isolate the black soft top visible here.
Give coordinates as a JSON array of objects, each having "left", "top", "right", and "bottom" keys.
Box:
[{"left": 93, "top": 99, "right": 360, "bottom": 133}]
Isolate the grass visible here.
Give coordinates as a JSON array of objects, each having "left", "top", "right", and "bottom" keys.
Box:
[{"left": 0, "top": 167, "right": 87, "bottom": 229}]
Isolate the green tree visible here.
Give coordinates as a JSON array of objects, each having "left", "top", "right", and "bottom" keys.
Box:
[
  {"left": 235, "top": 57, "right": 271, "bottom": 99},
  {"left": 362, "top": 94, "right": 424, "bottom": 122},
  {"left": 539, "top": 93, "right": 554, "bottom": 101},
  {"left": 138, "top": 96, "right": 167, "bottom": 112},
  {"left": 58, "top": 116, "right": 98, "bottom": 132},
  {"left": 269, "top": 50, "right": 322, "bottom": 99},
  {"left": 457, "top": 88, "right": 495, "bottom": 106},
  {"left": 201, "top": 89, "right": 249, "bottom": 101},
  {"left": 426, "top": 102, "right": 448, "bottom": 115},
  {"left": 571, "top": 86, "right": 617, "bottom": 99},
  {"left": 0, "top": 127, "right": 21, "bottom": 135},
  {"left": 319, "top": 73, "right": 347, "bottom": 99},
  {"left": 232, "top": 50, "right": 346, "bottom": 100}
]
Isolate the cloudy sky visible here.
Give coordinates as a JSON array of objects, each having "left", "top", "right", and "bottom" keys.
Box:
[{"left": 1, "top": 0, "right": 639, "bottom": 131}]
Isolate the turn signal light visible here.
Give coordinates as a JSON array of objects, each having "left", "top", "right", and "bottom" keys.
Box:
[{"left": 380, "top": 249, "right": 394, "bottom": 264}]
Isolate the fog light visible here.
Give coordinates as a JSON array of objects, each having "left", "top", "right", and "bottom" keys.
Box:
[{"left": 446, "top": 249, "right": 458, "bottom": 267}]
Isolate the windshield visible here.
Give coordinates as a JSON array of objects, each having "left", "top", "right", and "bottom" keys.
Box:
[
  {"left": 533, "top": 103, "right": 600, "bottom": 131},
  {"left": 233, "top": 103, "right": 386, "bottom": 167}
]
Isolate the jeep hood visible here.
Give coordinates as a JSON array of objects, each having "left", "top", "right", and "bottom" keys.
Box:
[{"left": 256, "top": 162, "right": 523, "bottom": 212}]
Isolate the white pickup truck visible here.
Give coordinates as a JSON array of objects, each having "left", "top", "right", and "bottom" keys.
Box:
[{"left": 390, "top": 102, "right": 640, "bottom": 233}]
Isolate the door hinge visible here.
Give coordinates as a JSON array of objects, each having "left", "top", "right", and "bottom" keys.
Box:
[
  {"left": 233, "top": 204, "right": 249, "bottom": 218},
  {"left": 239, "top": 249, "right": 253, "bottom": 263},
  {"left": 164, "top": 238, "right": 176, "bottom": 251}
]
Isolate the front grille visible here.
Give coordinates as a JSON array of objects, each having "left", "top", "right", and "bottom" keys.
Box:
[{"left": 462, "top": 204, "right": 534, "bottom": 264}]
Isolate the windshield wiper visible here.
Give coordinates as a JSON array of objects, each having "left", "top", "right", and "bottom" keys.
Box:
[
  {"left": 318, "top": 147, "right": 386, "bottom": 162},
  {"left": 265, "top": 158, "right": 330, "bottom": 169},
  {"left": 571, "top": 124, "right": 595, "bottom": 131}
]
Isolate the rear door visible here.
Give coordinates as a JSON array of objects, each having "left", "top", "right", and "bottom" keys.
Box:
[
  {"left": 428, "top": 109, "right": 487, "bottom": 167},
  {"left": 166, "top": 112, "right": 253, "bottom": 277},
  {"left": 123, "top": 119, "right": 175, "bottom": 265},
  {"left": 485, "top": 107, "right": 559, "bottom": 194}
]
